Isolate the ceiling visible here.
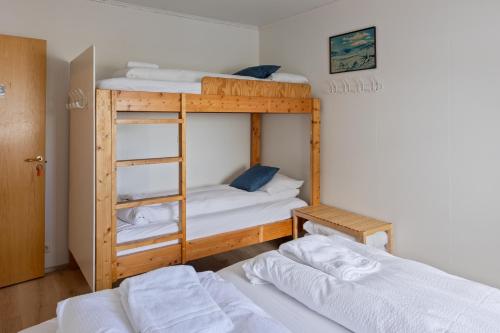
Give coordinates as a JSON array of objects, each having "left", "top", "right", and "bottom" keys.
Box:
[{"left": 114, "top": 0, "right": 338, "bottom": 27}]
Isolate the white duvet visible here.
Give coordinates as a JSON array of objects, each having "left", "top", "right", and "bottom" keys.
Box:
[
  {"left": 118, "top": 184, "right": 299, "bottom": 225},
  {"left": 243, "top": 236, "right": 500, "bottom": 333},
  {"left": 56, "top": 268, "right": 289, "bottom": 333}
]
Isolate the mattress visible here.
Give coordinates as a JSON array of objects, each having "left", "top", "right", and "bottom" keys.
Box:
[
  {"left": 18, "top": 319, "right": 57, "bottom": 333},
  {"left": 217, "top": 260, "right": 351, "bottom": 333},
  {"left": 117, "top": 197, "right": 307, "bottom": 256},
  {"left": 97, "top": 77, "right": 202, "bottom": 94},
  {"left": 23, "top": 259, "right": 346, "bottom": 333}
]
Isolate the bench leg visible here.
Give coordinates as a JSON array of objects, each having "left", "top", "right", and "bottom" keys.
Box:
[
  {"left": 385, "top": 228, "right": 393, "bottom": 254},
  {"left": 292, "top": 214, "right": 299, "bottom": 239}
]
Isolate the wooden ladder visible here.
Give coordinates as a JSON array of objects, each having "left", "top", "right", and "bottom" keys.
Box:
[{"left": 111, "top": 101, "right": 187, "bottom": 264}]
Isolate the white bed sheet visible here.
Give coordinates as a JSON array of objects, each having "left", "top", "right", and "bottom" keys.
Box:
[
  {"left": 96, "top": 77, "right": 202, "bottom": 94},
  {"left": 117, "top": 197, "right": 307, "bottom": 256},
  {"left": 217, "top": 259, "right": 351, "bottom": 333},
  {"left": 18, "top": 319, "right": 58, "bottom": 333}
]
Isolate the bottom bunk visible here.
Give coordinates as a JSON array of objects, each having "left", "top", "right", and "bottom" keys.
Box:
[{"left": 113, "top": 190, "right": 307, "bottom": 281}]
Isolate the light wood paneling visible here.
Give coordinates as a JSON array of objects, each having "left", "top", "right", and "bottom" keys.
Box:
[
  {"left": 310, "top": 99, "right": 321, "bottom": 206},
  {"left": 250, "top": 114, "right": 261, "bottom": 166},
  {"left": 201, "top": 77, "right": 311, "bottom": 98},
  {"left": 113, "top": 91, "right": 181, "bottom": 112},
  {"left": 116, "top": 156, "right": 182, "bottom": 167},
  {"left": 179, "top": 96, "right": 187, "bottom": 263},
  {"left": 184, "top": 94, "right": 313, "bottom": 113},
  {"left": 293, "top": 205, "right": 393, "bottom": 253},
  {"left": 186, "top": 219, "right": 292, "bottom": 261},
  {"left": 95, "top": 89, "right": 113, "bottom": 291},
  {"left": 115, "top": 232, "right": 183, "bottom": 253},
  {"left": 0, "top": 34, "right": 46, "bottom": 287},
  {"left": 114, "top": 244, "right": 182, "bottom": 280},
  {"left": 115, "top": 118, "right": 183, "bottom": 125},
  {"left": 115, "top": 194, "right": 183, "bottom": 209}
]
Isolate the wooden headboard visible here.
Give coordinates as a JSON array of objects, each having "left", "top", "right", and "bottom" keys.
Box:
[{"left": 201, "top": 77, "right": 311, "bottom": 98}]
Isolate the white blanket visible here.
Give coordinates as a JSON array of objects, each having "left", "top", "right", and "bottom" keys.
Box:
[
  {"left": 243, "top": 237, "right": 500, "bottom": 333},
  {"left": 199, "top": 271, "right": 290, "bottom": 333},
  {"left": 119, "top": 266, "right": 234, "bottom": 333},
  {"left": 279, "top": 235, "right": 380, "bottom": 281},
  {"left": 56, "top": 269, "right": 289, "bottom": 333},
  {"left": 113, "top": 67, "right": 260, "bottom": 83},
  {"left": 57, "top": 289, "right": 134, "bottom": 333},
  {"left": 118, "top": 184, "right": 299, "bottom": 225}
]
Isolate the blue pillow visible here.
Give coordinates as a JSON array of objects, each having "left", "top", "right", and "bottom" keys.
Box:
[
  {"left": 233, "top": 65, "right": 281, "bottom": 79},
  {"left": 230, "top": 164, "right": 279, "bottom": 192}
]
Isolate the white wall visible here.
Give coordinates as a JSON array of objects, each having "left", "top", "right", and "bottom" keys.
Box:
[
  {"left": 260, "top": 0, "right": 500, "bottom": 287},
  {"left": 0, "top": 0, "right": 258, "bottom": 268}
]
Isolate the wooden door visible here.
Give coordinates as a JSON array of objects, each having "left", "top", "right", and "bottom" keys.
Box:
[{"left": 0, "top": 34, "right": 46, "bottom": 287}]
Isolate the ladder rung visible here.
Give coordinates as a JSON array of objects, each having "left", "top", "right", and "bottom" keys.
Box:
[
  {"left": 116, "top": 157, "right": 182, "bottom": 167},
  {"left": 116, "top": 118, "right": 184, "bottom": 125},
  {"left": 116, "top": 194, "right": 184, "bottom": 209},
  {"left": 116, "top": 232, "right": 183, "bottom": 252}
]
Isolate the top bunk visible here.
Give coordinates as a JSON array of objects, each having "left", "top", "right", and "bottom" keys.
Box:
[
  {"left": 103, "top": 77, "right": 317, "bottom": 114},
  {"left": 81, "top": 48, "right": 318, "bottom": 114}
]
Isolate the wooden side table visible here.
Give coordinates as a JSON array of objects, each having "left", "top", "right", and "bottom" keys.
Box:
[{"left": 293, "top": 204, "right": 393, "bottom": 253}]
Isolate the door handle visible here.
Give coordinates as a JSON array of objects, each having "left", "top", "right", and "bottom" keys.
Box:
[{"left": 25, "top": 155, "right": 44, "bottom": 162}]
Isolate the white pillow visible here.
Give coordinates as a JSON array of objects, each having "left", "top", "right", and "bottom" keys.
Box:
[
  {"left": 259, "top": 173, "right": 304, "bottom": 194},
  {"left": 270, "top": 72, "right": 309, "bottom": 84}
]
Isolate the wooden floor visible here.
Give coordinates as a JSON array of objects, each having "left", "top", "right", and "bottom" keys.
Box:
[{"left": 0, "top": 239, "right": 284, "bottom": 333}]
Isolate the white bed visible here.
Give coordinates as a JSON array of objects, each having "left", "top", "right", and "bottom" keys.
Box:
[
  {"left": 117, "top": 197, "right": 307, "bottom": 256},
  {"left": 20, "top": 260, "right": 348, "bottom": 333},
  {"left": 97, "top": 77, "right": 203, "bottom": 94},
  {"left": 116, "top": 183, "right": 307, "bottom": 255},
  {"left": 217, "top": 260, "right": 351, "bottom": 333},
  {"left": 97, "top": 68, "right": 309, "bottom": 93}
]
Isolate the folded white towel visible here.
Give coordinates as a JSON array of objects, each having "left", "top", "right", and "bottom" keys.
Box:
[
  {"left": 280, "top": 235, "right": 380, "bottom": 281},
  {"left": 119, "top": 266, "right": 234, "bottom": 333},
  {"left": 303, "top": 221, "right": 388, "bottom": 249},
  {"left": 127, "top": 61, "right": 159, "bottom": 69}
]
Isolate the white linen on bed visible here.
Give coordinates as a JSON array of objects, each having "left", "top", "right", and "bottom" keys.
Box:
[
  {"left": 96, "top": 77, "right": 202, "bottom": 94},
  {"left": 120, "top": 266, "right": 233, "bottom": 333},
  {"left": 116, "top": 197, "right": 307, "bottom": 256},
  {"left": 18, "top": 319, "right": 58, "bottom": 333},
  {"left": 217, "top": 260, "right": 351, "bottom": 333},
  {"left": 269, "top": 72, "right": 309, "bottom": 84},
  {"left": 127, "top": 61, "right": 159, "bottom": 69},
  {"left": 198, "top": 271, "right": 290, "bottom": 333},
  {"left": 279, "top": 235, "right": 380, "bottom": 281},
  {"left": 303, "top": 220, "right": 388, "bottom": 249},
  {"left": 56, "top": 289, "right": 134, "bottom": 333},
  {"left": 51, "top": 269, "right": 291, "bottom": 333},
  {"left": 112, "top": 67, "right": 261, "bottom": 83},
  {"left": 118, "top": 184, "right": 299, "bottom": 225},
  {"left": 243, "top": 237, "right": 500, "bottom": 333}
]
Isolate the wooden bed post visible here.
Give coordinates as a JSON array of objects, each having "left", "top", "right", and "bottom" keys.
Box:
[
  {"left": 310, "top": 99, "right": 321, "bottom": 206},
  {"left": 250, "top": 114, "right": 261, "bottom": 166},
  {"left": 95, "top": 89, "right": 113, "bottom": 290}
]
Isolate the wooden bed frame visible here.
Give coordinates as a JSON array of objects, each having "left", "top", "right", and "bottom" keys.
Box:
[
  {"left": 93, "top": 77, "right": 320, "bottom": 290},
  {"left": 67, "top": 47, "right": 319, "bottom": 291}
]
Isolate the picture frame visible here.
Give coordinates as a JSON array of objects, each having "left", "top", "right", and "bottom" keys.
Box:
[{"left": 329, "top": 26, "right": 377, "bottom": 74}]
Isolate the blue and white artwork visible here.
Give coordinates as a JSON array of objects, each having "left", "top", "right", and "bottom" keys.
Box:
[{"left": 330, "top": 27, "right": 376, "bottom": 74}]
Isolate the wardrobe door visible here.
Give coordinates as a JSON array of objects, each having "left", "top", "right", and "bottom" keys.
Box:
[{"left": 0, "top": 34, "right": 46, "bottom": 287}]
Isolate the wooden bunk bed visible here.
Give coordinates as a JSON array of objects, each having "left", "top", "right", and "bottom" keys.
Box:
[{"left": 68, "top": 47, "right": 320, "bottom": 291}]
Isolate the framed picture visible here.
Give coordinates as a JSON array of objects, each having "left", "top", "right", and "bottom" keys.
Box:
[{"left": 330, "top": 27, "right": 377, "bottom": 74}]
